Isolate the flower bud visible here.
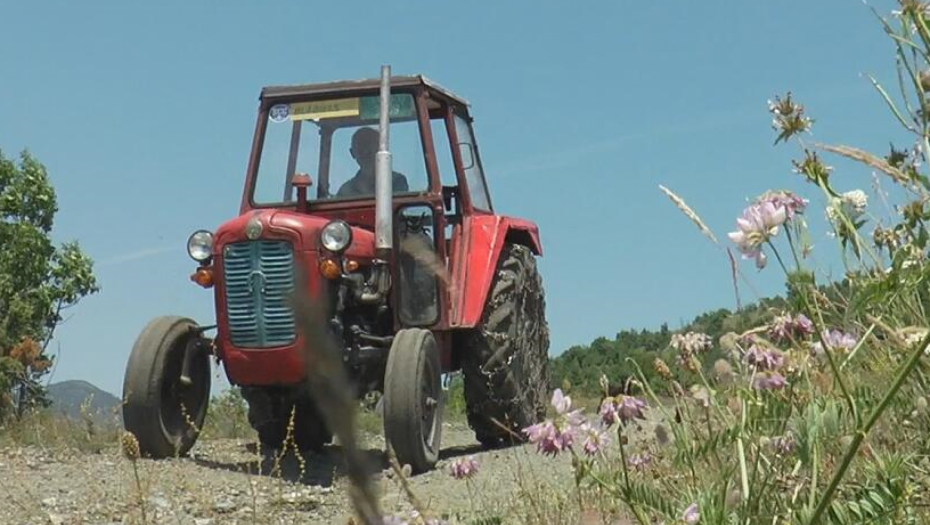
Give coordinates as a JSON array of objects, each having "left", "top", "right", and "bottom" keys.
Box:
[
  {"left": 920, "top": 70, "right": 930, "bottom": 92},
  {"left": 653, "top": 358, "right": 672, "bottom": 380},
  {"left": 121, "top": 431, "right": 140, "bottom": 462},
  {"left": 598, "top": 374, "right": 610, "bottom": 395}
]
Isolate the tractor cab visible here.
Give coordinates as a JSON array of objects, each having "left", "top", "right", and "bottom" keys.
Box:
[
  {"left": 247, "top": 78, "right": 490, "bottom": 222},
  {"left": 243, "top": 76, "right": 493, "bottom": 330}
]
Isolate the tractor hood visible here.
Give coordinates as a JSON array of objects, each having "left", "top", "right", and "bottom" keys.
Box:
[{"left": 213, "top": 209, "right": 375, "bottom": 258}]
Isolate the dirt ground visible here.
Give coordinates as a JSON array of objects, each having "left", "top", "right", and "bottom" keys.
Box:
[{"left": 0, "top": 420, "right": 583, "bottom": 525}]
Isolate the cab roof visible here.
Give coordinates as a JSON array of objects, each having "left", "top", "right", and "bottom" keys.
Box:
[{"left": 260, "top": 75, "right": 469, "bottom": 107}]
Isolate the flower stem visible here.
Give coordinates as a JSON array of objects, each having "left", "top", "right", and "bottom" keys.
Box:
[
  {"left": 784, "top": 227, "right": 803, "bottom": 271},
  {"left": 614, "top": 428, "right": 657, "bottom": 524},
  {"left": 132, "top": 461, "right": 147, "bottom": 525},
  {"left": 627, "top": 358, "right": 699, "bottom": 476},
  {"left": 736, "top": 397, "right": 750, "bottom": 503},
  {"left": 786, "top": 268, "right": 860, "bottom": 427},
  {"left": 808, "top": 443, "right": 819, "bottom": 509},
  {"left": 617, "top": 427, "right": 632, "bottom": 493},
  {"left": 807, "top": 329, "right": 930, "bottom": 525},
  {"left": 767, "top": 241, "right": 791, "bottom": 276},
  {"left": 586, "top": 469, "right": 651, "bottom": 525}
]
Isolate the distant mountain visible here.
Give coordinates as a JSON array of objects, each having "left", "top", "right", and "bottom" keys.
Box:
[{"left": 47, "top": 380, "right": 121, "bottom": 423}]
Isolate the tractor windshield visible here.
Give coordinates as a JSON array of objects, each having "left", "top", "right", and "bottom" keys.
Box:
[{"left": 251, "top": 93, "right": 428, "bottom": 205}]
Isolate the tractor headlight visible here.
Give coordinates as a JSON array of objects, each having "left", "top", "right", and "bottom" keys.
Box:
[
  {"left": 187, "top": 230, "right": 214, "bottom": 262},
  {"left": 320, "top": 220, "right": 352, "bottom": 253}
]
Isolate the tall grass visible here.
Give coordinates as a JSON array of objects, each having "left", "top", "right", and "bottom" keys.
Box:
[{"left": 0, "top": 401, "right": 120, "bottom": 454}]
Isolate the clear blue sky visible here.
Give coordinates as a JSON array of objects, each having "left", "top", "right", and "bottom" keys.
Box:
[{"left": 0, "top": 1, "right": 908, "bottom": 396}]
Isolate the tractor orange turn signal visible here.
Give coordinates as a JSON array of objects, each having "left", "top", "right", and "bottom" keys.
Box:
[
  {"left": 344, "top": 259, "right": 360, "bottom": 272},
  {"left": 190, "top": 267, "right": 214, "bottom": 288},
  {"left": 319, "top": 258, "right": 341, "bottom": 280}
]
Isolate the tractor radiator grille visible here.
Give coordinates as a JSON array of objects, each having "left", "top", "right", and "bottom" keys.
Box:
[{"left": 223, "top": 240, "right": 296, "bottom": 348}]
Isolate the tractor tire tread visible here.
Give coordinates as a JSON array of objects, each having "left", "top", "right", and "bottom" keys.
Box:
[{"left": 463, "top": 244, "right": 549, "bottom": 447}]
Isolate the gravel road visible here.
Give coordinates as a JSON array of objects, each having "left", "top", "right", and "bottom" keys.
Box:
[
  {"left": 0, "top": 394, "right": 671, "bottom": 525},
  {"left": 0, "top": 420, "right": 586, "bottom": 525}
]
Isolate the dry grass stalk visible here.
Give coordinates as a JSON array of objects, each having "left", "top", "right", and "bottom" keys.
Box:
[
  {"left": 489, "top": 415, "right": 526, "bottom": 444},
  {"left": 726, "top": 247, "right": 743, "bottom": 312},
  {"left": 120, "top": 431, "right": 148, "bottom": 524},
  {"left": 658, "top": 185, "right": 719, "bottom": 244},
  {"left": 399, "top": 234, "right": 451, "bottom": 286},
  {"left": 815, "top": 143, "right": 910, "bottom": 186},
  {"left": 289, "top": 266, "right": 382, "bottom": 525},
  {"left": 385, "top": 445, "right": 428, "bottom": 518}
]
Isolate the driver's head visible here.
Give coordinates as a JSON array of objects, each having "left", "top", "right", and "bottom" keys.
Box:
[{"left": 350, "top": 127, "right": 379, "bottom": 172}]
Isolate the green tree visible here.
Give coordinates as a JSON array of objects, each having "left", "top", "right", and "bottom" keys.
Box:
[{"left": 0, "top": 149, "right": 99, "bottom": 420}]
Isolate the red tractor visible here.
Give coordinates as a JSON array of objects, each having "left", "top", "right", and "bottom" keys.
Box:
[{"left": 121, "top": 67, "right": 549, "bottom": 473}]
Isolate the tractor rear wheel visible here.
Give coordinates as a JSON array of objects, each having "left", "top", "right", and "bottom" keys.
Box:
[
  {"left": 463, "top": 243, "right": 549, "bottom": 447},
  {"left": 383, "top": 328, "right": 443, "bottom": 474},
  {"left": 122, "top": 316, "right": 211, "bottom": 458},
  {"left": 243, "top": 388, "right": 332, "bottom": 453}
]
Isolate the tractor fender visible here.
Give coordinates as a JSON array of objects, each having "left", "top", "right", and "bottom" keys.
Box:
[{"left": 450, "top": 214, "right": 542, "bottom": 328}]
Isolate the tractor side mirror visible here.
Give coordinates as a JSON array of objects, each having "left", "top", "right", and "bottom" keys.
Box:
[{"left": 457, "top": 142, "right": 475, "bottom": 170}]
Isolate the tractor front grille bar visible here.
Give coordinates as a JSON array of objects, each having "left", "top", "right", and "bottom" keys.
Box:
[{"left": 223, "top": 240, "right": 297, "bottom": 348}]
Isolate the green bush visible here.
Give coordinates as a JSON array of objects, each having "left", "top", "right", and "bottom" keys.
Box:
[{"left": 200, "top": 387, "right": 252, "bottom": 440}]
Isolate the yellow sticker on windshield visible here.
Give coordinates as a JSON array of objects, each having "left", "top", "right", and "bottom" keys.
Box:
[{"left": 290, "top": 98, "right": 359, "bottom": 121}]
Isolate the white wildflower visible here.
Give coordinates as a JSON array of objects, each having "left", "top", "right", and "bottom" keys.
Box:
[{"left": 826, "top": 190, "right": 868, "bottom": 226}]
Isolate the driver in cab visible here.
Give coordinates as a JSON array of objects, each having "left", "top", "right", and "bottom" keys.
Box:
[{"left": 336, "top": 127, "right": 409, "bottom": 198}]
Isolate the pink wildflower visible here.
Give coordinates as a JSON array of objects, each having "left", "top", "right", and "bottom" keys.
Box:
[
  {"left": 551, "top": 388, "right": 572, "bottom": 415},
  {"left": 769, "top": 434, "right": 796, "bottom": 456},
  {"left": 745, "top": 346, "right": 784, "bottom": 371},
  {"left": 522, "top": 420, "right": 551, "bottom": 443},
  {"left": 580, "top": 424, "right": 610, "bottom": 456},
  {"left": 810, "top": 329, "right": 857, "bottom": 357},
  {"left": 550, "top": 388, "right": 586, "bottom": 425},
  {"left": 794, "top": 314, "right": 814, "bottom": 335},
  {"left": 753, "top": 371, "right": 787, "bottom": 390},
  {"left": 728, "top": 200, "right": 788, "bottom": 269},
  {"left": 626, "top": 452, "right": 652, "bottom": 472},
  {"left": 449, "top": 455, "right": 479, "bottom": 480},
  {"left": 523, "top": 420, "right": 576, "bottom": 456},
  {"left": 756, "top": 190, "right": 808, "bottom": 219},
  {"left": 770, "top": 313, "right": 813, "bottom": 341},
  {"left": 600, "top": 395, "right": 647, "bottom": 426},
  {"left": 822, "top": 329, "right": 857, "bottom": 351},
  {"left": 523, "top": 388, "right": 590, "bottom": 456},
  {"left": 600, "top": 397, "right": 620, "bottom": 426},
  {"left": 617, "top": 395, "right": 647, "bottom": 422},
  {"left": 683, "top": 502, "right": 700, "bottom": 524},
  {"left": 769, "top": 314, "right": 794, "bottom": 341}
]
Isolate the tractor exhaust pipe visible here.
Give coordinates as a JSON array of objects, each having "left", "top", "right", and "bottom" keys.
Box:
[
  {"left": 359, "top": 65, "right": 394, "bottom": 305},
  {"left": 374, "top": 64, "right": 393, "bottom": 258}
]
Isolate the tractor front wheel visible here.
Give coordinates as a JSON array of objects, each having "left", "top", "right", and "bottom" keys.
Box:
[
  {"left": 383, "top": 328, "right": 443, "bottom": 474},
  {"left": 463, "top": 243, "right": 550, "bottom": 447},
  {"left": 122, "top": 316, "right": 211, "bottom": 458}
]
